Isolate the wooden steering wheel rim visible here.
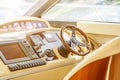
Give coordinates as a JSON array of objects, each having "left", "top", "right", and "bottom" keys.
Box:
[{"left": 60, "top": 25, "right": 91, "bottom": 56}]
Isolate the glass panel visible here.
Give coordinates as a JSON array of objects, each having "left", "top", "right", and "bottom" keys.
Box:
[
  {"left": 0, "top": 0, "right": 38, "bottom": 22},
  {"left": 42, "top": 0, "right": 120, "bottom": 23}
]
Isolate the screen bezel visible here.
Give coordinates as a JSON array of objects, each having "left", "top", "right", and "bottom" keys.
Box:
[{"left": 0, "top": 40, "right": 36, "bottom": 64}]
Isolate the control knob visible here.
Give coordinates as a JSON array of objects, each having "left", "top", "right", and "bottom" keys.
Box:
[{"left": 44, "top": 49, "right": 55, "bottom": 61}]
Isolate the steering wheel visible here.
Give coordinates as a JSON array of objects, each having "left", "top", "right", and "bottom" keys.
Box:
[{"left": 60, "top": 25, "right": 91, "bottom": 56}]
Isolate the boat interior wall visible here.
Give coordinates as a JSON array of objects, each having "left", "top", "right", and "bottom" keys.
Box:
[
  {"left": 77, "top": 21, "right": 120, "bottom": 36},
  {"left": 77, "top": 21, "right": 120, "bottom": 45},
  {"left": 69, "top": 53, "right": 120, "bottom": 80},
  {"left": 70, "top": 57, "right": 110, "bottom": 80},
  {"left": 109, "top": 53, "right": 120, "bottom": 80}
]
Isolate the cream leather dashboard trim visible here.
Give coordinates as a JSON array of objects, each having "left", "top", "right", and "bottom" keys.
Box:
[
  {"left": 0, "top": 17, "right": 51, "bottom": 28},
  {"left": 77, "top": 21, "right": 120, "bottom": 36},
  {"left": 0, "top": 58, "right": 78, "bottom": 80}
]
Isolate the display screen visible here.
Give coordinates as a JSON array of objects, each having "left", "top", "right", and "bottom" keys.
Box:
[
  {"left": 44, "top": 32, "right": 56, "bottom": 42},
  {"left": 0, "top": 43, "right": 26, "bottom": 60},
  {"left": 30, "top": 35, "right": 44, "bottom": 45},
  {"left": 44, "top": 33, "right": 54, "bottom": 39}
]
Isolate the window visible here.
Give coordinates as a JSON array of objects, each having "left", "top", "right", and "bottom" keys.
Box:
[
  {"left": 0, "top": 0, "right": 38, "bottom": 22},
  {"left": 42, "top": 0, "right": 120, "bottom": 23}
]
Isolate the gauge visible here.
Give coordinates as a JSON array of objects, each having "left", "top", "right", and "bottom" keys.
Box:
[
  {"left": 26, "top": 22, "right": 33, "bottom": 29},
  {"left": 3, "top": 26, "right": 8, "bottom": 32},
  {"left": 20, "top": 22, "right": 25, "bottom": 29},
  {"left": 41, "top": 22, "right": 47, "bottom": 28},
  {"left": 8, "top": 25, "right": 13, "bottom": 30},
  {"left": 14, "top": 23, "right": 21, "bottom": 31},
  {"left": 32, "top": 22, "right": 37, "bottom": 29},
  {"left": 37, "top": 22, "right": 42, "bottom": 28}
]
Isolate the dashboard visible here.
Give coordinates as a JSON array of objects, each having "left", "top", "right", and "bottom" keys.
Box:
[
  {"left": 0, "top": 30, "right": 62, "bottom": 71},
  {"left": 0, "top": 17, "right": 97, "bottom": 80},
  {"left": 0, "top": 17, "right": 50, "bottom": 33}
]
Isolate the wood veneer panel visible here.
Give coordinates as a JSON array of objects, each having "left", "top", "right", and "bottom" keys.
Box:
[
  {"left": 70, "top": 57, "right": 110, "bottom": 80},
  {"left": 109, "top": 53, "right": 120, "bottom": 80}
]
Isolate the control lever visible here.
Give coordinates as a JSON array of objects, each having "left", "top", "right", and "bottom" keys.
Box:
[
  {"left": 34, "top": 44, "right": 42, "bottom": 53},
  {"left": 41, "top": 49, "right": 55, "bottom": 61}
]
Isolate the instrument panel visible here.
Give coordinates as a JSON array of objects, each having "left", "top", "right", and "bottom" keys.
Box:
[
  {"left": 28, "top": 31, "right": 62, "bottom": 59},
  {"left": 0, "top": 17, "right": 97, "bottom": 80},
  {"left": 0, "top": 17, "right": 50, "bottom": 34},
  {"left": 0, "top": 17, "right": 61, "bottom": 72},
  {"left": 0, "top": 30, "right": 62, "bottom": 71}
]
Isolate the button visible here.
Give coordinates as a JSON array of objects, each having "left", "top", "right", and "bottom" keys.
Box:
[{"left": 8, "top": 59, "right": 46, "bottom": 71}]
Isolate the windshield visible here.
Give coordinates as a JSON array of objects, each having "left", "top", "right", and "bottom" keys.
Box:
[
  {"left": 0, "top": 0, "right": 38, "bottom": 22},
  {"left": 42, "top": 0, "right": 120, "bottom": 23}
]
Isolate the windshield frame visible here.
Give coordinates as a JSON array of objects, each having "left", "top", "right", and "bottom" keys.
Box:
[{"left": 41, "top": 0, "right": 120, "bottom": 23}]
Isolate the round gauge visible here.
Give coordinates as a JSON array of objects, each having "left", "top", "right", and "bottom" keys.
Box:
[
  {"left": 20, "top": 22, "right": 25, "bottom": 29},
  {"left": 26, "top": 22, "right": 33, "bottom": 29},
  {"left": 14, "top": 23, "right": 21, "bottom": 31},
  {"left": 3, "top": 26, "right": 8, "bottom": 32},
  {"left": 32, "top": 22, "right": 37, "bottom": 29},
  {"left": 37, "top": 22, "right": 42, "bottom": 28},
  {"left": 8, "top": 25, "right": 13, "bottom": 30}
]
